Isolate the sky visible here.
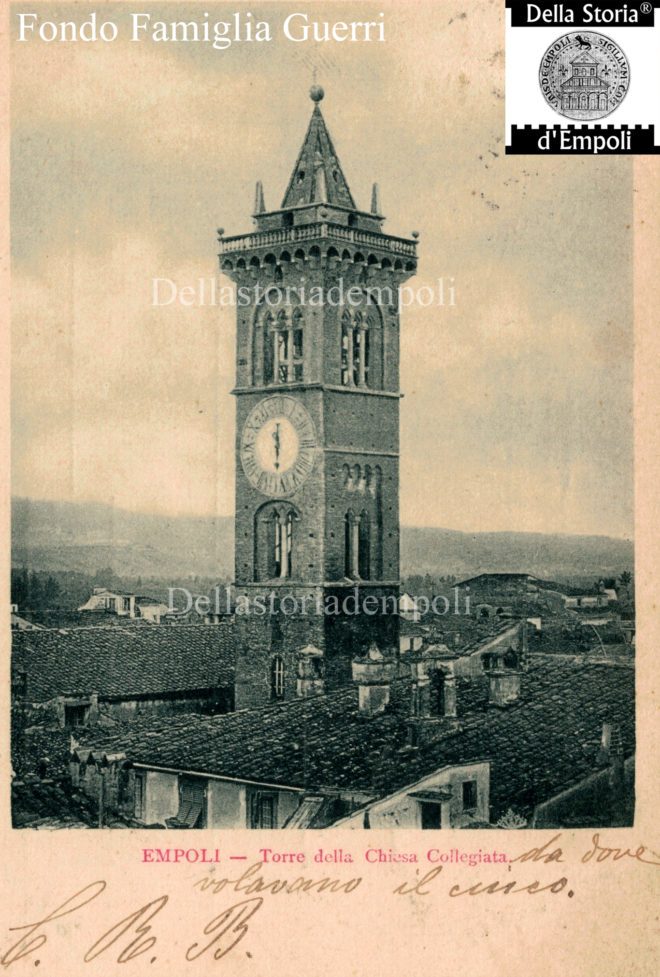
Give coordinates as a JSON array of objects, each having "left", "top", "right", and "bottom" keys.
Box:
[{"left": 10, "top": 1, "right": 634, "bottom": 537}]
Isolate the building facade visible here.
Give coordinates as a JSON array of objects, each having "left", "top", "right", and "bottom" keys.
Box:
[
  {"left": 560, "top": 54, "right": 609, "bottom": 113},
  {"left": 218, "top": 86, "right": 418, "bottom": 707}
]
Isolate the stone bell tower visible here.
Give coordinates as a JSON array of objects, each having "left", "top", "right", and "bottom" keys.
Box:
[{"left": 218, "top": 86, "right": 418, "bottom": 708}]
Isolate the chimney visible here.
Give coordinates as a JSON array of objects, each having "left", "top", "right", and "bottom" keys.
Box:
[
  {"left": 409, "top": 649, "right": 457, "bottom": 720},
  {"left": 370, "top": 182, "right": 381, "bottom": 215},
  {"left": 296, "top": 645, "right": 324, "bottom": 698},
  {"left": 443, "top": 674, "right": 458, "bottom": 718},
  {"left": 488, "top": 652, "right": 521, "bottom": 707},
  {"left": 352, "top": 643, "right": 396, "bottom": 717}
]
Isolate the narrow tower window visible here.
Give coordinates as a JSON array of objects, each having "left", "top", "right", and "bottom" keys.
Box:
[
  {"left": 341, "top": 310, "right": 353, "bottom": 386},
  {"left": 276, "top": 310, "right": 289, "bottom": 383},
  {"left": 284, "top": 511, "right": 293, "bottom": 577},
  {"left": 262, "top": 311, "right": 274, "bottom": 385},
  {"left": 344, "top": 510, "right": 362, "bottom": 579},
  {"left": 270, "top": 656, "right": 285, "bottom": 700},
  {"left": 344, "top": 511, "right": 354, "bottom": 578},
  {"left": 273, "top": 511, "right": 282, "bottom": 577},
  {"left": 358, "top": 511, "right": 371, "bottom": 579},
  {"left": 273, "top": 511, "right": 293, "bottom": 578},
  {"left": 340, "top": 309, "right": 371, "bottom": 388},
  {"left": 362, "top": 327, "right": 370, "bottom": 386},
  {"left": 353, "top": 313, "right": 364, "bottom": 386},
  {"left": 292, "top": 308, "right": 304, "bottom": 381}
]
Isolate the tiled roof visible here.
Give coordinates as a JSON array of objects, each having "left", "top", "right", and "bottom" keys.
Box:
[
  {"left": 424, "top": 616, "right": 519, "bottom": 651},
  {"left": 456, "top": 573, "right": 538, "bottom": 586},
  {"left": 11, "top": 776, "right": 143, "bottom": 829},
  {"left": 12, "top": 777, "right": 96, "bottom": 828},
  {"left": 29, "top": 609, "right": 160, "bottom": 628},
  {"left": 399, "top": 618, "right": 429, "bottom": 637},
  {"left": 75, "top": 656, "right": 634, "bottom": 819},
  {"left": 11, "top": 614, "right": 44, "bottom": 631},
  {"left": 12, "top": 624, "right": 236, "bottom": 702},
  {"left": 281, "top": 102, "right": 356, "bottom": 210}
]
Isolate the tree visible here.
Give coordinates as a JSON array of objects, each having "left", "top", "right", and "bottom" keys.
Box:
[
  {"left": 93, "top": 567, "right": 117, "bottom": 588},
  {"left": 27, "top": 571, "right": 43, "bottom": 609},
  {"left": 43, "top": 576, "right": 61, "bottom": 607},
  {"left": 11, "top": 568, "right": 29, "bottom": 608}
]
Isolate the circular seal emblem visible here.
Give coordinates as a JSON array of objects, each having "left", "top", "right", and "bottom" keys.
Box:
[{"left": 539, "top": 32, "right": 630, "bottom": 121}]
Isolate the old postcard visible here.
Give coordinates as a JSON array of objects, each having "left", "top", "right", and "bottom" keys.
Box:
[{"left": 2, "top": 0, "right": 659, "bottom": 974}]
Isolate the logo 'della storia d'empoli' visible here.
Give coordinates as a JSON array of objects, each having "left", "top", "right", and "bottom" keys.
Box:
[{"left": 539, "top": 31, "right": 630, "bottom": 121}]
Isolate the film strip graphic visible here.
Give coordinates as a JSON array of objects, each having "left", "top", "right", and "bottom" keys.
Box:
[{"left": 507, "top": 123, "right": 660, "bottom": 154}]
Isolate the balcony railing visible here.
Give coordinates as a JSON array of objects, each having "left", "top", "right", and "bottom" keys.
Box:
[{"left": 218, "top": 223, "right": 417, "bottom": 258}]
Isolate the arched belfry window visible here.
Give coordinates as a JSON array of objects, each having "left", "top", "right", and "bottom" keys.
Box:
[
  {"left": 255, "top": 503, "right": 298, "bottom": 581},
  {"left": 262, "top": 305, "right": 304, "bottom": 384},
  {"left": 340, "top": 299, "right": 382, "bottom": 389},
  {"left": 270, "top": 656, "right": 285, "bottom": 700}
]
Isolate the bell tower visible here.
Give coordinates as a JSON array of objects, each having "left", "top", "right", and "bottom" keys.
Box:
[{"left": 218, "top": 86, "right": 418, "bottom": 708}]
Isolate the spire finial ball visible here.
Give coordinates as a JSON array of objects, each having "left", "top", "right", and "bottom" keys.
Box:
[{"left": 310, "top": 85, "right": 325, "bottom": 103}]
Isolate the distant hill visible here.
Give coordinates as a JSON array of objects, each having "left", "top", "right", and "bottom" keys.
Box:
[
  {"left": 11, "top": 498, "right": 233, "bottom": 579},
  {"left": 11, "top": 498, "right": 633, "bottom": 583},
  {"left": 401, "top": 526, "right": 633, "bottom": 583}
]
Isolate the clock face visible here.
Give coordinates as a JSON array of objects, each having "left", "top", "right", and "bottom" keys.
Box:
[{"left": 241, "top": 396, "right": 317, "bottom": 497}]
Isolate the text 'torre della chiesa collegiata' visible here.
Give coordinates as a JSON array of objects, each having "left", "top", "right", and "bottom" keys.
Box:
[{"left": 217, "top": 86, "right": 418, "bottom": 709}]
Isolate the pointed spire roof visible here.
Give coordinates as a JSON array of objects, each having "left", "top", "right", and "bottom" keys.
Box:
[
  {"left": 281, "top": 87, "right": 356, "bottom": 211},
  {"left": 253, "top": 180, "right": 266, "bottom": 214}
]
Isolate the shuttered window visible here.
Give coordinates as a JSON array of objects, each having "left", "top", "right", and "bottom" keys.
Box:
[{"left": 175, "top": 776, "right": 207, "bottom": 828}]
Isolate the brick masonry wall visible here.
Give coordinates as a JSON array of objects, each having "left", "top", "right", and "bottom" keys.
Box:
[{"left": 227, "top": 239, "right": 411, "bottom": 710}]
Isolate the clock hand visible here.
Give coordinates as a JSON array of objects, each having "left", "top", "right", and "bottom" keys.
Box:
[{"left": 273, "top": 423, "right": 281, "bottom": 470}]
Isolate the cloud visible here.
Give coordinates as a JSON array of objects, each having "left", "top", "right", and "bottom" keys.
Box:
[
  {"left": 400, "top": 279, "right": 632, "bottom": 535},
  {"left": 12, "top": 235, "right": 236, "bottom": 516},
  {"left": 12, "top": 31, "right": 267, "bottom": 158},
  {"left": 10, "top": 3, "right": 633, "bottom": 534}
]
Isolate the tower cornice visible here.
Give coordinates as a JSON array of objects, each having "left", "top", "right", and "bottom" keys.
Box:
[{"left": 231, "top": 382, "right": 402, "bottom": 399}]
